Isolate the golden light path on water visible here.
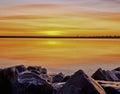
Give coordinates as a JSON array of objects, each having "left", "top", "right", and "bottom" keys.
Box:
[{"left": 0, "top": 39, "right": 120, "bottom": 74}]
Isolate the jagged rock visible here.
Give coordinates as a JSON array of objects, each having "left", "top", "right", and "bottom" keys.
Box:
[
  {"left": 98, "top": 80, "right": 120, "bottom": 94},
  {"left": 57, "top": 70, "right": 106, "bottom": 94},
  {"left": 12, "top": 71, "right": 53, "bottom": 94},
  {"left": 52, "top": 73, "right": 64, "bottom": 83},
  {"left": 113, "top": 67, "right": 120, "bottom": 71},
  {"left": 92, "top": 68, "right": 119, "bottom": 81}
]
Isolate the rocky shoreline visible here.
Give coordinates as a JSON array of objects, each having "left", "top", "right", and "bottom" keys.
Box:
[{"left": 0, "top": 65, "right": 120, "bottom": 94}]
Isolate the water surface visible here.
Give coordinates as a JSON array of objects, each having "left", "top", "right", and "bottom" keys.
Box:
[{"left": 0, "top": 39, "right": 120, "bottom": 74}]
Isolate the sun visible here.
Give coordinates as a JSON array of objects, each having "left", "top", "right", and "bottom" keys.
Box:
[{"left": 44, "top": 30, "right": 62, "bottom": 36}]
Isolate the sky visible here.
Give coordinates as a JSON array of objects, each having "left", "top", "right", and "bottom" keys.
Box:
[{"left": 0, "top": 0, "right": 120, "bottom": 36}]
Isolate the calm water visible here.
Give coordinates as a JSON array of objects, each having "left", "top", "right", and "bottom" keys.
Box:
[{"left": 0, "top": 39, "right": 120, "bottom": 74}]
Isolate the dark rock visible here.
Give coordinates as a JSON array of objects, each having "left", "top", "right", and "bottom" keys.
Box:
[
  {"left": 113, "top": 67, "right": 120, "bottom": 71},
  {"left": 62, "top": 75, "right": 71, "bottom": 82},
  {"left": 0, "top": 66, "right": 18, "bottom": 94},
  {"left": 53, "top": 82, "right": 66, "bottom": 93},
  {"left": 27, "top": 66, "right": 47, "bottom": 74},
  {"left": 39, "top": 73, "right": 52, "bottom": 82},
  {"left": 12, "top": 71, "right": 53, "bottom": 94},
  {"left": 112, "top": 68, "right": 120, "bottom": 79},
  {"left": 15, "top": 65, "right": 26, "bottom": 73},
  {"left": 114, "top": 71, "right": 120, "bottom": 79},
  {"left": 41, "top": 68, "right": 47, "bottom": 74},
  {"left": 98, "top": 81, "right": 120, "bottom": 94},
  {"left": 92, "top": 68, "right": 119, "bottom": 81},
  {"left": 27, "top": 66, "right": 41, "bottom": 72},
  {"left": 52, "top": 73, "right": 64, "bottom": 83},
  {"left": 30, "top": 70, "right": 41, "bottom": 75},
  {"left": 57, "top": 70, "right": 106, "bottom": 94}
]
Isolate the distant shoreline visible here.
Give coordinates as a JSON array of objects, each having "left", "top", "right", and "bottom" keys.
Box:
[{"left": 0, "top": 36, "right": 120, "bottom": 39}]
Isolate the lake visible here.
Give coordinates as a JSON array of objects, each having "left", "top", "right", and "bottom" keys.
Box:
[{"left": 0, "top": 39, "right": 120, "bottom": 74}]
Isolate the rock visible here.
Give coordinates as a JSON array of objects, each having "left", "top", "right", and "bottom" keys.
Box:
[
  {"left": 41, "top": 68, "right": 47, "bottom": 74},
  {"left": 12, "top": 71, "right": 53, "bottom": 94},
  {"left": 62, "top": 75, "right": 71, "bottom": 82},
  {"left": 27, "top": 66, "right": 41, "bottom": 72},
  {"left": 52, "top": 73, "right": 64, "bottom": 83},
  {"left": 98, "top": 80, "right": 120, "bottom": 94},
  {"left": 57, "top": 70, "right": 106, "bottom": 94},
  {"left": 53, "top": 82, "right": 66, "bottom": 93},
  {"left": 30, "top": 70, "right": 41, "bottom": 75},
  {"left": 92, "top": 68, "right": 119, "bottom": 81},
  {"left": 113, "top": 67, "right": 120, "bottom": 71},
  {"left": 112, "top": 68, "right": 120, "bottom": 79},
  {"left": 27, "top": 66, "right": 47, "bottom": 74},
  {"left": 40, "top": 74, "right": 52, "bottom": 82},
  {"left": 0, "top": 66, "right": 18, "bottom": 94},
  {"left": 15, "top": 65, "right": 26, "bottom": 73},
  {"left": 114, "top": 71, "right": 120, "bottom": 79}
]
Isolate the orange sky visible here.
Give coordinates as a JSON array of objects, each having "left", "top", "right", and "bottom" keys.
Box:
[{"left": 0, "top": 3, "right": 120, "bottom": 36}]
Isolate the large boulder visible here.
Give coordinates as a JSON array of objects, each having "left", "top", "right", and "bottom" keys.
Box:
[
  {"left": 57, "top": 70, "right": 106, "bottom": 94},
  {"left": 98, "top": 81, "right": 120, "bottom": 94},
  {"left": 12, "top": 71, "right": 53, "bottom": 94},
  {"left": 52, "top": 73, "right": 64, "bottom": 83},
  {"left": 92, "top": 68, "right": 119, "bottom": 81}
]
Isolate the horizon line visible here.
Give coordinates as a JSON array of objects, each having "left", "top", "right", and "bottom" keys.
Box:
[{"left": 0, "top": 36, "right": 120, "bottom": 39}]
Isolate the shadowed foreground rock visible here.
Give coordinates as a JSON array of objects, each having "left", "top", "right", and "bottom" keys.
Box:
[
  {"left": 0, "top": 65, "right": 26, "bottom": 94},
  {"left": 98, "top": 80, "right": 120, "bottom": 94},
  {"left": 57, "top": 70, "right": 106, "bottom": 94},
  {"left": 0, "top": 65, "right": 120, "bottom": 94}
]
